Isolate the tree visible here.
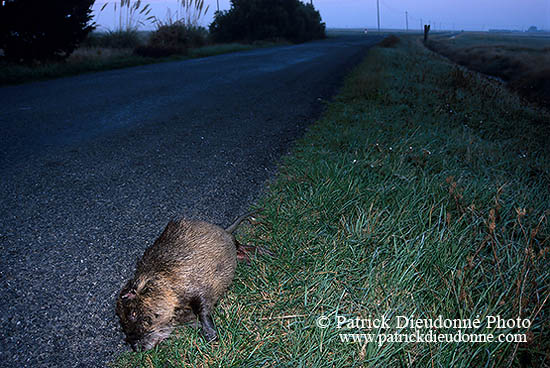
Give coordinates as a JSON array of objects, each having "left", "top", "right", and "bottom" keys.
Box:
[
  {"left": 0, "top": 0, "right": 95, "bottom": 62},
  {"left": 210, "top": 0, "right": 325, "bottom": 43}
]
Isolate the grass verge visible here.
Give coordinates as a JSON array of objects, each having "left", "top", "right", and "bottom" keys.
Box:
[
  {"left": 0, "top": 42, "right": 277, "bottom": 86},
  {"left": 114, "top": 36, "right": 549, "bottom": 367}
]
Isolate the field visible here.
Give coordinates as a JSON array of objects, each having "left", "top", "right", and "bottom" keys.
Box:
[
  {"left": 113, "top": 36, "right": 550, "bottom": 367},
  {"left": 427, "top": 32, "right": 550, "bottom": 107}
]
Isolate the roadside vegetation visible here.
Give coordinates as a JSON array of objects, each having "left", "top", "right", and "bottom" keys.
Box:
[
  {"left": 427, "top": 32, "right": 550, "bottom": 107},
  {"left": 210, "top": 0, "right": 325, "bottom": 43},
  {"left": 0, "top": 0, "right": 94, "bottom": 62},
  {"left": 0, "top": 0, "right": 325, "bottom": 85},
  {"left": 114, "top": 36, "right": 549, "bottom": 367}
]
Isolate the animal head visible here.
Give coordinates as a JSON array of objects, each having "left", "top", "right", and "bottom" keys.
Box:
[{"left": 115, "top": 278, "right": 175, "bottom": 351}]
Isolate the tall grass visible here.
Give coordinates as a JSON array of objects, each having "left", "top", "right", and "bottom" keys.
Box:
[
  {"left": 99, "top": 0, "right": 155, "bottom": 31},
  {"left": 114, "top": 36, "right": 549, "bottom": 367},
  {"left": 156, "top": 0, "right": 210, "bottom": 27},
  {"left": 135, "top": 0, "right": 211, "bottom": 58}
]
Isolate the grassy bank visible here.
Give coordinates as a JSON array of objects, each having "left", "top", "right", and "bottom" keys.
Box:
[
  {"left": 427, "top": 32, "right": 550, "bottom": 107},
  {"left": 114, "top": 36, "right": 549, "bottom": 367},
  {"left": 0, "top": 42, "right": 269, "bottom": 86}
]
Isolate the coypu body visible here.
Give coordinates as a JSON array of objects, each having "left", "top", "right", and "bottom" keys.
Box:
[{"left": 116, "top": 214, "right": 252, "bottom": 351}]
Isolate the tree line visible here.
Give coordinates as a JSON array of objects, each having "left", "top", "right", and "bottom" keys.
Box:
[{"left": 0, "top": 0, "right": 325, "bottom": 63}]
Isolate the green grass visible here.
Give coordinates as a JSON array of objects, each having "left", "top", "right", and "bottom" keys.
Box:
[
  {"left": 113, "top": 36, "right": 549, "bottom": 367},
  {"left": 0, "top": 42, "right": 276, "bottom": 86}
]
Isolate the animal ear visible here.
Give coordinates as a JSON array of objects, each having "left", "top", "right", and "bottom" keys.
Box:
[
  {"left": 120, "top": 280, "right": 138, "bottom": 300},
  {"left": 121, "top": 289, "right": 137, "bottom": 300}
]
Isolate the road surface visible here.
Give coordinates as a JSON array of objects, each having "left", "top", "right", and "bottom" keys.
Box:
[{"left": 0, "top": 34, "right": 382, "bottom": 367}]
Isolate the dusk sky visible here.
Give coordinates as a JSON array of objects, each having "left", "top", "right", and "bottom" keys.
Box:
[{"left": 92, "top": 0, "right": 550, "bottom": 32}]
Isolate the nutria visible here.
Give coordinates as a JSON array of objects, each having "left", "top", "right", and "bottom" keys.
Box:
[{"left": 116, "top": 211, "right": 258, "bottom": 351}]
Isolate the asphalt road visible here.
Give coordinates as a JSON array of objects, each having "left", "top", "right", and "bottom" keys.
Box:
[{"left": 0, "top": 34, "right": 382, "bottom": 367}]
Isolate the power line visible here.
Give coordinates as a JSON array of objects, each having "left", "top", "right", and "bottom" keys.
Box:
[{"left": 378, "top": 0, "right": 445, "bottom": 31}]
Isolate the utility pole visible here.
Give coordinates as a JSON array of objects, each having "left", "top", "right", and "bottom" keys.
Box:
[
  {"left": 216, "top": 0, "right": 219, "bottom": 12},
  {"left": 377, "top": 0, "right": 381, "bottom": 32},
  {"left": 405, "top": 11, "right": 408, "bottom": 32}
]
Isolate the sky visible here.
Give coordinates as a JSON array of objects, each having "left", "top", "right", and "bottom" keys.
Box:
[{"left": 92, "top": 0, "right": 550, "bottom": 32}]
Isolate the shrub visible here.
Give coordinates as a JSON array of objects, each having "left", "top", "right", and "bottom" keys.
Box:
[
  {"left": 150, "top": 23, "right": 208, "bottom": 49},
  {"left": 379, "top": 34, "right": 400, "bottom": 48},
  {"left": 135, "top": 23, "right": 208, "bottom": 58},
  {"left": 82, "top": 30, "right": 144, "bottom": 49},
  {"left": 0, "top": 0, "right": 95, "bottom": 62},
  {"left": 209, "top": 0, "right": 325, "bottom": 43}
]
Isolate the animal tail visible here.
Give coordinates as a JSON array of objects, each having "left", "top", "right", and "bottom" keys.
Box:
[{"left": 225, "top": 209, "right": 261, "bottom": 234}]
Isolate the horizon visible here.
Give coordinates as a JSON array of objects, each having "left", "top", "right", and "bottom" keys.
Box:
[{"left": 91, "top": 0, "right": 550, "bottom": 32}]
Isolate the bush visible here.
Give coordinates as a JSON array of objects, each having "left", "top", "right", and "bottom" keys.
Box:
[
  {"left": 82, "top": 30, "right": 144, "bottom": 49},
  {"left": 379, "top": 34, "right": 400, "bottom": 48},
  {"left": 0, "top": 0, "right": 94, "bottom": 62},
  {"left": 135, "top": 23, "right": 208, "bottom": 58},
  {"left": 209, "top": 0, "right": 325, "bottom": 43},
  {"left": 150, "top": 23, "right": 208, "bottom": 49}
]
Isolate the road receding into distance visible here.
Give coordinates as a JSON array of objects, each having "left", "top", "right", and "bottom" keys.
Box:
[{"left": 0, "top": 34, "right": 382, "bottom": 367}]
